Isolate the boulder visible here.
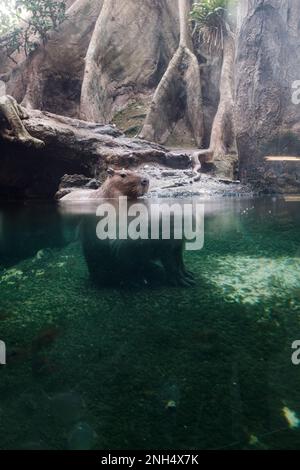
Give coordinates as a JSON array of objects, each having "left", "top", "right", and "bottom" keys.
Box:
[{"left": 0, "top": 101, "right": 191, "bottom": 199}]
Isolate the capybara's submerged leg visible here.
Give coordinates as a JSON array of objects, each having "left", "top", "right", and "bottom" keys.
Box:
[{"left": 161, "top": 246, "right": 195, "bottom": 287}]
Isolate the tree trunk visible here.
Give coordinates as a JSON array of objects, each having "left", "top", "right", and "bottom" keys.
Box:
[
  {"left": 195, "top": 32, "right": 235, "bottom": 164},
  {"left": 1, "top": 0, "right": 214, "bottom": 151},
  {"left": 139, "top": 0, "right": 204, "bottom": 147},
  {"left": 5, "top": 0, "right": 104, "bottom": 116},
  {"left": 80, "top": 0, "right": 178, "bottom": 124},
  {"left": 0, "top": 95, "right": 44, "bottom": 148}
]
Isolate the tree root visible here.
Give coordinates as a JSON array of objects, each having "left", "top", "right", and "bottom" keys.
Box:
[
  {"left": 140, "top": 45, "right": 203, "bottom": 146},
  {"left": 193, "top": 33, "right": 235, "bottom": 168},
  {"left": 0, "top": 95, "right": 45, "bottom": 148},
  {"left": 139, "top": 0, "right": 204, "bottom": 147}
]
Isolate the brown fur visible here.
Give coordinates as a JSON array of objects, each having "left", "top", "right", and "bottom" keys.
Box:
[
  {"left": 60, "top": 168, "right": 149, "bottom": 202},
  {"left": 95, "top": 168, "right": 149, "bottom": 199}
]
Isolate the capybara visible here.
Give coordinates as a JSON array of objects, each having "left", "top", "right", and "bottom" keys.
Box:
[
  {"left": 80, "top": 200, "right": 195, "bottom": 288},
  {"left": 60, "top": 168, "right": 150, "bottom": 202}
]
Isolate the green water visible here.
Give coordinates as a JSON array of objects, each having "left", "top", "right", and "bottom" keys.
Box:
[{"left": 0, "top": 197, "right": 300, "bottom": 450}]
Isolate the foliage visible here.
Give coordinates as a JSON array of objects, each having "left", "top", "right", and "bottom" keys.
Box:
[
  {"left": 190, "top": 0, "right": 236, "bottom": 52},
  {"left": 0, "top": 0, "right": 66, "bottom": 61}
]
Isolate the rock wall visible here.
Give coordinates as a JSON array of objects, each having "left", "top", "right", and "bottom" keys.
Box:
[
  {"left": 5, "top": 0, "right": 104, "bottom": 117},
  {"left": 0, "top": 0, "right": 221, "bottom": 148},
  {"left": 0, "top": 107, "right": 190, "bottom": 199},
  {"left": 235, "top": 0, "right": 300, "bottom": 193},
  {"left": 5, "top": 0, "right": 300, "bottom": 193}
]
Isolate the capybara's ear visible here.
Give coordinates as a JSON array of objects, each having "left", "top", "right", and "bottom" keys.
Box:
[{"left": 107, "top": 167, "right": 115, "bottom": 176}]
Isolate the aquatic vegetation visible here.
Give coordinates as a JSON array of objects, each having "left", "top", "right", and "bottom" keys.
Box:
[
  {"left": 0, "top": 311, "right": 11, "bottom": 321},
  {"left": 0, "top": 268, "right": 24, "bottom": 284},
  {"left": 56, "top": 262, "right": 66, "bottom": 268},
  {"left": 160, "top": 383, "right": 180, "bottom": 410},
  {"left": 249, "top": 434, "right": 258, "bottom": 445},
  {"left": 35, "top": 270, "right": 45, "bottom": 277},
  {"left": 206, "top": 256, "right": 300, "bottom": 306},
  {"left": 36, "top": 250, "right": 47, "bottom": 260},
  {"left": 282, "top": 407, "right": 300, "bottom": 430},
  {"left": 165, "top": 400, "right": 177, "bottom": 411},
  {"left": 0, "top": 199, "right": 299, "bottom": 450},
  {"left": 248, "top": 434, "right": 268, "bottom": 450}
]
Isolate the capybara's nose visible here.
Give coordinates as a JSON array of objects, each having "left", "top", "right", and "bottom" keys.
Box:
[{"left": 141, "top": 178, "right": 149, "bottom": 186}]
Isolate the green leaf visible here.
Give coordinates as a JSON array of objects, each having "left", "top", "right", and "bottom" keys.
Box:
[{"left": 0, "top": 0, "right": 67, "bottom": 57}]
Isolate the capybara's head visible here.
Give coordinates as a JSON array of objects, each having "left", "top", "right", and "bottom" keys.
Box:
[{"left": 104, "top": 168, "right": 150, "bottom": 199}]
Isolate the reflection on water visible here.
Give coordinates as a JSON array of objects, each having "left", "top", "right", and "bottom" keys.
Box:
[{"left": 0, "top": 197, "right": 300, "bottom": 450}]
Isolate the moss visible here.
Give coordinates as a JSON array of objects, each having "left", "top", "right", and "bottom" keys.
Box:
[{"left": 112, "top": 101, "right": 149, "bottom": 137}]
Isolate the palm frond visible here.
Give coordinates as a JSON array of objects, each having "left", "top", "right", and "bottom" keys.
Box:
[{"left": 191, "top": 0, "right": 235, "bottom": 52}]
